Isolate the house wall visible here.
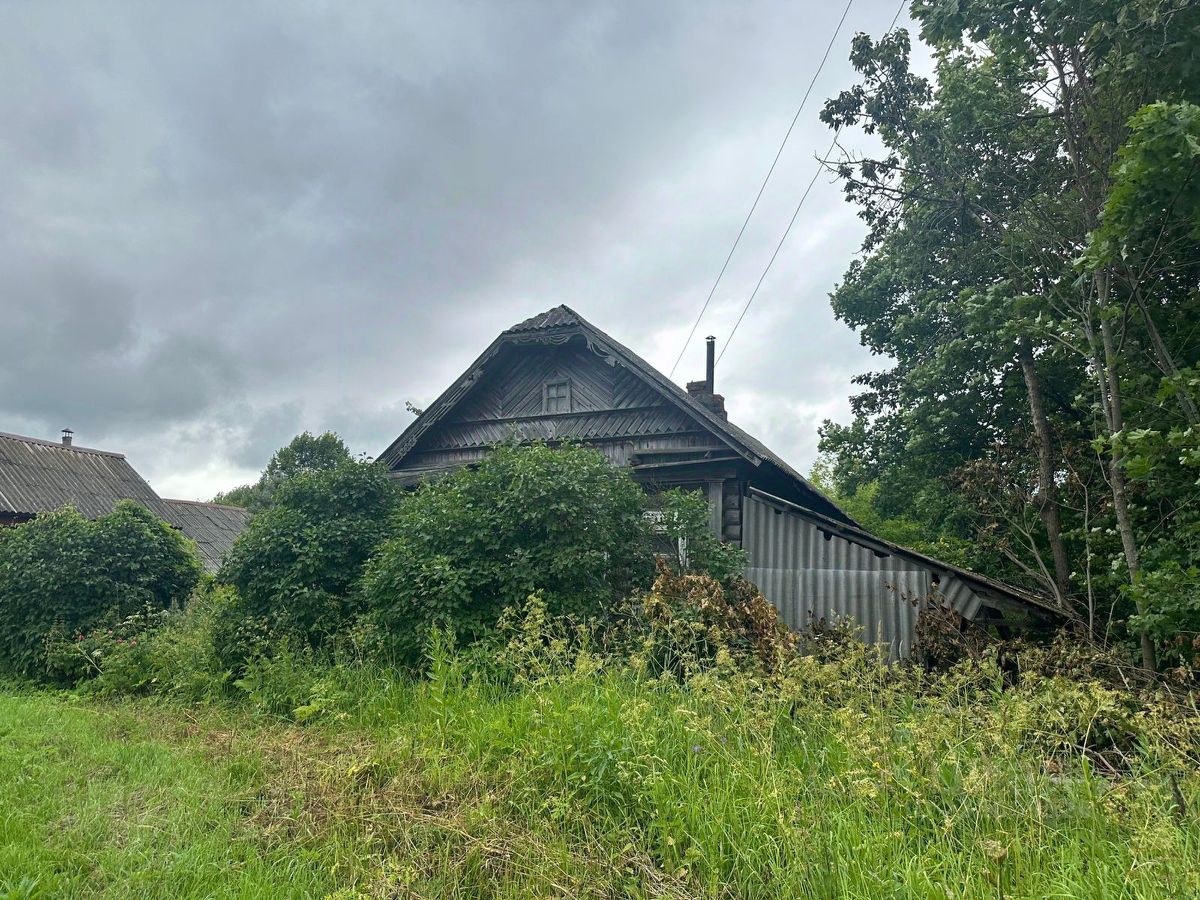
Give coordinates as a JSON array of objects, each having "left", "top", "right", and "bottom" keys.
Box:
[{"left": 742, "top": 493, "right": 984, "bottom": 659}]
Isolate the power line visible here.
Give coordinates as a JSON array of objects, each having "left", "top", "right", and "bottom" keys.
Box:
[
  {"left": 667, "top": 0, "right": 856, "bottom": 379},
  {"left": 716, "top": 128, "right": 840, "bottom": 365},
  {"left": 716, "top": 0, "right": 909, "bottom": 365}
]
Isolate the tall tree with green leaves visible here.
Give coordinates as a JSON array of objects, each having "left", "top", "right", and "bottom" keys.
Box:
[
  {"left": 212, "top": 431, "right": 354, "bottom": 512},
  {"left": 819, "top": 0, "right": 1200, "bottom": 669}
]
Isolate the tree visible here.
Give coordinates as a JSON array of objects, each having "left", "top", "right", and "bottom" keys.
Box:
[
  {"left": 218, "top": 459, "right": 397, "bottom": 657},
  {"left": 212, "top": 431, "right": 353, "bottom": 512},
  {"left": 819, "top": 0, "right": 1200, "bottom": 669},
  {"left": 360, "top": 442, "right": 654, "bottom": 665}
]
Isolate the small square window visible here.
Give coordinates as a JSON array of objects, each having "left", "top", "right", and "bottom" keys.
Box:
[{"left": 543, "top": 380, "right": 571, "bottom": 413}]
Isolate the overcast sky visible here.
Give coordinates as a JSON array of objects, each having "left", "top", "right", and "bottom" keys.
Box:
[{"left": 1, "top": 0, "right": 922, "bottom": 500}]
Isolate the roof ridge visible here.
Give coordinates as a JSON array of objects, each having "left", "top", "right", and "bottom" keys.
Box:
[
  {"left": 504, "top": 304, "right": 584, "bottom": 334},
  {"left": 163, "top": 497, "right": 252, "bottom": 512},
  {"left": 0, "top": 430, "right": 126, "bottom": 459}
]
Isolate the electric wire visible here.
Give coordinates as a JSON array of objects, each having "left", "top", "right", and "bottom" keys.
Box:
[
  {"left": 667, "top": 0, "right": 856, "bottom": 379},
  {"left": 716, "top": 0, "right": 909, "bottom": 365}
]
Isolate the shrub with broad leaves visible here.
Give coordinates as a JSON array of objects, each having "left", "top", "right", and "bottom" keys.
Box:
[
  {"left": 360, "top": 442, "right": 655, "bottom": 666},
  {"left": 218, "top": 458, "right": 397, "bottom": 661},
  {"left": 0, "top": 501, "right": 201, "bottom": 679}
]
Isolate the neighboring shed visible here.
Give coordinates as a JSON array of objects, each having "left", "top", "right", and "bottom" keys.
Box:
[
  {"left": 0, "top": 430, "right": 250, "bottom": 573},
  {"left": 379, "top": 305, "right": 1065, "bottom": 657},
  {"left": 159, "top": 499, "right": 254, "bottom": 573}
]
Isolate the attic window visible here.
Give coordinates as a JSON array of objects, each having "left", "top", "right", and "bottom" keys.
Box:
[{"left": 543, "top": 379, "right": 572, "bottom": 414}]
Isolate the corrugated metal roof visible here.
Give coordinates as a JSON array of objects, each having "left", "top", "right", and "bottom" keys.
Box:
[
  {"left": 0, "top": 431, "right": 168, "bottom": 520},
  {"left": 746, "top": 487, "right": 1063, "bottom": 618},
  {"left": 160, "top": 499, "right": 253, "bottom": 573},
  {"left": 743, "top": 493, "right": 985, "bottom": 659},
  {"left": 0, "top": 431, "right": 251, "bottom": 573}
]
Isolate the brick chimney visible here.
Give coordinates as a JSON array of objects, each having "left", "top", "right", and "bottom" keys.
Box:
[
  {"left": 686, "top": 336, "right": 727, "bottom": 419},
  {"left": 61, "top": 428, "right": 74, "bottom": 447}
]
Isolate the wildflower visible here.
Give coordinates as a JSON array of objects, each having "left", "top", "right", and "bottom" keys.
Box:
[
  {"left": 980, "top": 839, "right": 1008, "bottom": 863},
  {"left": 130, "top": 639, "right": 137, "bottom": 646},
  {"left": 691, "top": 744, "right": 704, "bottom": 754}
]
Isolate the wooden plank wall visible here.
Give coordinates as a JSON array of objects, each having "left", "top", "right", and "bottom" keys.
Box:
[{"left": 392, "top": 336, "right": 748, "bottom": 545}]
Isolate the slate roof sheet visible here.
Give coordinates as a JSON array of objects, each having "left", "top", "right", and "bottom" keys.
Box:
[
  {"left": 160, "top": 499, "right": 254, "bottom": 573},
  {"left": 0, "top": 431, "right": 167, "bottom": 520},
  {"left": 0, "top": 431, "right": 251, "bottom": 572}
]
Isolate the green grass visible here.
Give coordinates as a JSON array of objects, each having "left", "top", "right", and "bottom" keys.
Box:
[
  {"left": 2, "top": 648, "right": 1199, "bottom": 898},
  {"left": 0, "top": 688, "right": 339, "bottom": 899}
]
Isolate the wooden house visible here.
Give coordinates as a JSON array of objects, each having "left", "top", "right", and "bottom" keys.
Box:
[
  {"left": 379, "top": 306, "right": 1062, "bottom": 656},
  {"left": 0, "top": 430, "right": 251, "bottom": 573}
]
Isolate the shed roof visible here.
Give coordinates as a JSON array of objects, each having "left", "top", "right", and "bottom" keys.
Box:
[{"left": 160, "top": 499, "right": 254, "bottom": 573}]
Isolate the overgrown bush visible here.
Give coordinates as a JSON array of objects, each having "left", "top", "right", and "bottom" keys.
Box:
[
  {"left": 653, "top": 488, "right": 747, "bottom": 584},
  {"left": 0, "top": 501, "right": 201, "bottom": 679},
  {"left": 360, "top": 442, "right": 654, "bottom": 666},
  {"left": 629, "top": 560, "right": 795, "bottom": 676},
  {"left": 219, "top": 459, "right": 397, "bottom": 660},
  {"left": 43, "top": 604, "right": 170, "bottom": 688}
]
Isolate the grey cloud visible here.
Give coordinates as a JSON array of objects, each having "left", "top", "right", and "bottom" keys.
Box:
[{"left": 0, "top": 0, "right": 912, "bottom": 496}]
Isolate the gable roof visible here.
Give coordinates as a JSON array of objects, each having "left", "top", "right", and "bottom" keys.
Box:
[
  {"left": 0, "top": 430, "right": 250, "bottom": 573},
  {"left": 0, "top": 431, "right": 169, "bottom": 520},
  {"left": 379, "top": 304, "right": 853, "bottom": 522}
]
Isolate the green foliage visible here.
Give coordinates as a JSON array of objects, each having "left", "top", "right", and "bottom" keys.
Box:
[
  {"left": 233, "top": 645, "right": 349, "bottom": 720},
  {"left": 360, "top": 442, "right": 654, "bottom": 666},
  {"left": 43, "top": 604, "right": 169, "bottom": 690},
  {"left": 1088, "top": 101, "right": 1200, "bottom": 268},
  {"left": 69, "top": 584, "right": 239, "bottom": 701},
  {"left": 0, "top": 501, "right": 201, "bottom": 679},
  {"left": 212, "top": 430, "right": 353, "bottom": 511},
  {"left": 810, "top": 458, "right": 987, "bottom": 571},
  {"left": 653, "top": 488, "right": 747, "bottom": 584},
  {"left": 818, "top": 0, "right": 1200, "bottom": 661},
  {"left": 219, "top": 459, "right": 397, "bottom": 658}
]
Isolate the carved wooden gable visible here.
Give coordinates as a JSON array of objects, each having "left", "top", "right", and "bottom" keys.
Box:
[{"left": 403, "top": 335, "right": 709, "bottom": 465}]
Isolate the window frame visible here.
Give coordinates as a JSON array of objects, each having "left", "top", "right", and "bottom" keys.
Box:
[{"left": 542, "top": 378, "right": 572, "bottom": 414}]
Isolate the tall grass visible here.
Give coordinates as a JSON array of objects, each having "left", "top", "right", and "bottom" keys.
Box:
[{"left": 4, "top": 629, "right": 1198, "bottom": 898}]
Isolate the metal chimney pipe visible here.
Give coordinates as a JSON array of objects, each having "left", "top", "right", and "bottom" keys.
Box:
[{"left": 705, "top": 336, "right": 715, "bottom": 393}]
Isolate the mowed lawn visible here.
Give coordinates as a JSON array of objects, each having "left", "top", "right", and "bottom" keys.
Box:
[{"left": 0, "top": 689, "right": 335, "bottom": 899}]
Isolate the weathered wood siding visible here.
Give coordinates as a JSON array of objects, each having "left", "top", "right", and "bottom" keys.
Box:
[{"left": 397, "top": 338, "right": 720, "bottom": 474}]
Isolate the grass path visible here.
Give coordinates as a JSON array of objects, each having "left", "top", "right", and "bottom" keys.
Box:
[{"left": 0, "top": 689, "right": 335, "bottom": 899}]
